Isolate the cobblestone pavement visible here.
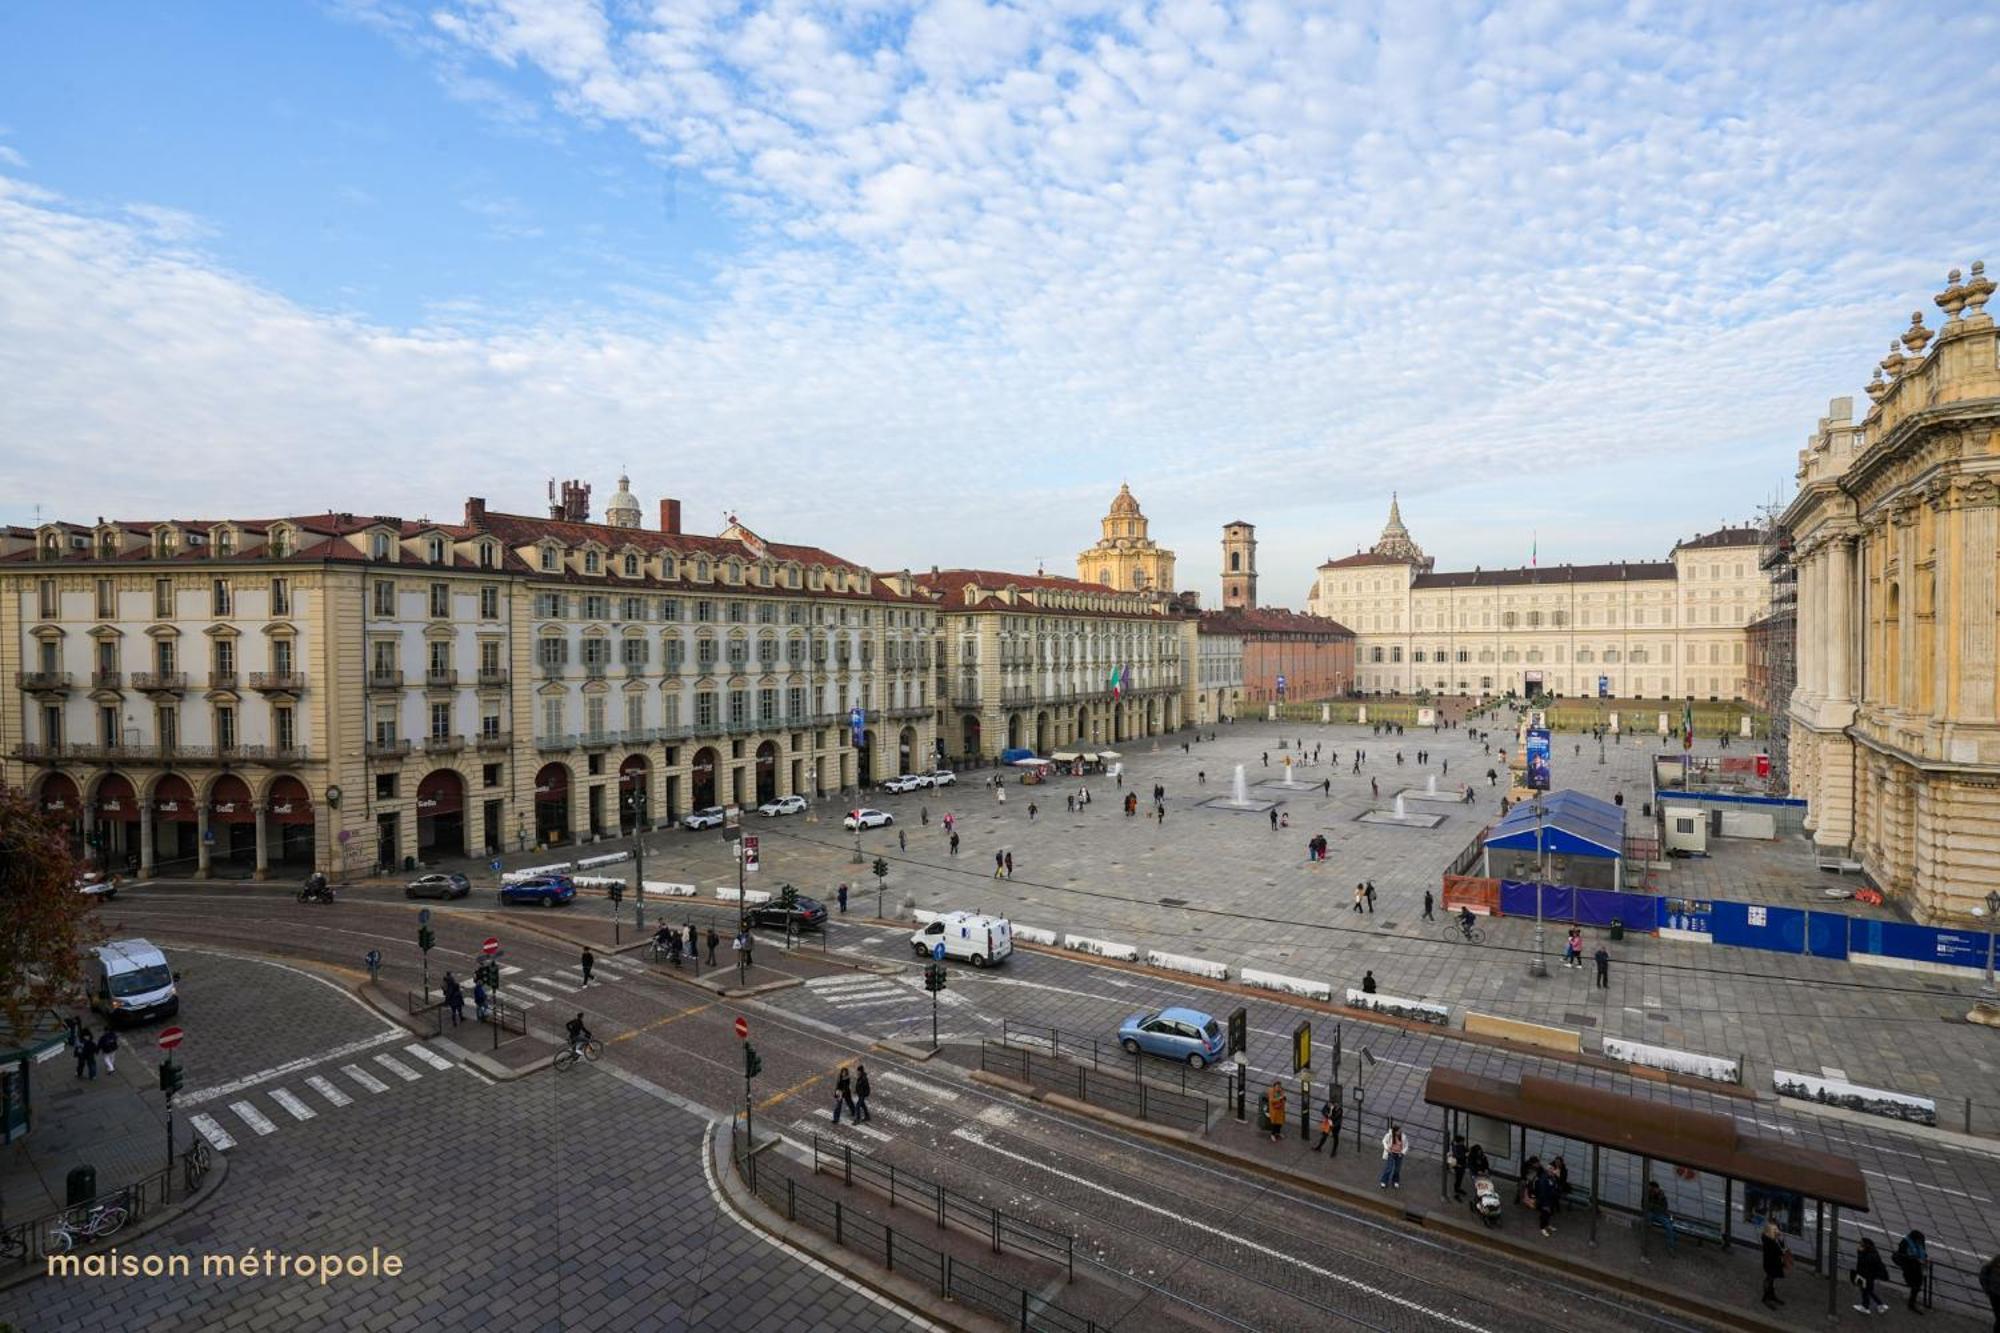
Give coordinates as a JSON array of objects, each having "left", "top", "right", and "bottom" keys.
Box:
[{"left": 0, "top": 949, "right": 924, "bottom": 1333}]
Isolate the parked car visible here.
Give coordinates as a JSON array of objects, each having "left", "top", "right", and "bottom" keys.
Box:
[
  {"left": 499, "top": 875, "right": 576, "bottom": 908},
  {"left": 909, "top": 912, "right": 1012, "bottom": 967},
  {"left": 76, "top": 871, "right": 118, "bottom": 901},
  {"left": 746, "top": 895, "right": 828, "bottom": 932},
  {"left": 881, "top": 774, "right": 930, "bottom": 793},
  {"left": 1118, "top": 1007, "right": 1226, "bottom": 1069},
  {"left": 843, "top": 808, "right": 894, "bottom": 830},
  {"left": 406, "top": 872, "right": 472, "bottom": 900},
  {"left": 756, "top": 795, "right": 807, "bottom": 817},
  {"left": 682, "top": 806, "right": 727, "bottom": 830},
  {"left": 928, "top": 770, "right": 958, "bottom": 786}
]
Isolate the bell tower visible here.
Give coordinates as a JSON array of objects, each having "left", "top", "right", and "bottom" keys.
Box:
[{"left": 1222, "top": 521, "right": 1257, "bottom": 609}]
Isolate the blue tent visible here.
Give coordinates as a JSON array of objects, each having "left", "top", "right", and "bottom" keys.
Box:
[{"left": 1483, "top": 791, "right": 1626, "bottom": 882}]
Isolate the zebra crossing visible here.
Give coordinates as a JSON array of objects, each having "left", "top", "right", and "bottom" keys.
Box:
[
  {"left": 186, "top": 1042, "right": 465, "bottom": 1153},
  {"left": 795, "top": 971, "right": 977, "bottom": 1041},
  {"left": 490, "top": 953, "right": 644, "bottom": 1007}
]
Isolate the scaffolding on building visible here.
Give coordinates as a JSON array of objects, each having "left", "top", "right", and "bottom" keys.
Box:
[{"left": 1753, "top": 502, "right": 1797, "bottom": 788}]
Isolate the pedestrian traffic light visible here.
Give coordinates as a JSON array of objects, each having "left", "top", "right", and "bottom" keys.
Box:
[
  {"left": 1292, "top": 1020, "right": 1312, "bottom": 1074},
  {"left": 417, "top": 926, "right": 435, "bottom": 953},
  {"left": 743, "top": 1043, "right": 762, "bottom": 1078},
  {"left": 608, "top": 880, "right": 624, "bottom": 904},
  {"left": 779, "top": 884, "right": 798, "bottom": 912},
  {"left": 159, "top": 1058, "right": 184, "bottom": 1097},
  {"left": 923, "top": 962, "right": 946, "bottom": 993}
]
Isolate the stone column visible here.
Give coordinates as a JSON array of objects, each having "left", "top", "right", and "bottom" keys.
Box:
[
  {"left": 1898, "top": 508, "right": 1919, "bottom": 711},
  {"left": 1958, "top": 486, "right": 1997, "bottom": 720},
  {"left": 196, "top": 805, "right": 212, "bottom": 879},
  {"left": 138, "top": 805, "right": 156, "bottom": 880},
  {"left": 1827, "top": 536, "right": 1853, "bottom": 703},
  {"left": 254, "top": 805, "right": 270, "bottom": 880}
]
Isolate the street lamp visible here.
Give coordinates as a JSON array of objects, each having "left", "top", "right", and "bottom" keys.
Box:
[
  {"left": 1528, "top": 792, "right": 1549, "bottom": 978},
  {"left": 1973, "top": 890, "right": 2000, "bottom": 1004}
]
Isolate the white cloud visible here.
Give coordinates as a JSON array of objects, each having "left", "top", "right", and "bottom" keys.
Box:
[{"left": 6, "top": 1, "right": 2000, "bottom": 604}]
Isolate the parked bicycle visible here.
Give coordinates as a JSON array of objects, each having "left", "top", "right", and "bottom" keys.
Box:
[
  {"left": 183, "top": 1137, "right": 213, "bottom": 1191},
  {"left": 553, "top": 1038, "right": 603, "bottom": 1072},
  {"left": 1442, "top": 920, "right": 1485, "bottom": 945},
  {"left": 47, "top": 1194, "right": 129, "bottom": 1253}
]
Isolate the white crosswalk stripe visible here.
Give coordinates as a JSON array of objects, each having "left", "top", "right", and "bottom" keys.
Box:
[
  {"left": 268, "top": 1088, "right": 317, "bottom": 1121},
  {"left": 404, "top": 1044, "right": 455, "bottom": 1071},
  {"left": 506, "top": 984, "right": 557, "bottom": 1004},
  {"left": 593, "top": 957, "right": 637, "bottom": 977},
  {"left": 229, "top": 1100, "right": 279, "bottom": 1136},
  {"left": 806, "top": 974, "right": 884, "bottom": 990},
  {"left": 820, "top": 984, "right": 901, "bottom": 1000},
  {"left": 864, "top": 1104, "right": 920, "bottom": 1127},
  {"left": 825, "top": 995, "right": 917, "bottom": 1010},
  {"left": 342, "top": 1063, "right": 389, "bottom": 1094},
  {"left": 792, "top": 1116, "right": 892, "bottom": 1143},
  {"left": 189, "top": 1113, "right": 237, "bottom": 1150},
  {"left": 531, "top": 975, "right": 579, "bottom": 992},
  {"left": 874, "top": 1070, "right": 958, "bottom": 1101},
  {"left": 306, "top": 1074, "right": 352, "bottom": 1107},
  {"left": 373, "top": 1053, "right": 422, "bottom": 1082},
  {"left": 499, "top": 964, "right": 523, "bottom": 976}
]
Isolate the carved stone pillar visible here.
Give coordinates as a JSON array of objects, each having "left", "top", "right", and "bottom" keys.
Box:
[
  {"left": 1828, "top": 536, "right": 1854, "bottom": 704},
  {"left": 1958, "top": 479, "right": 1998, "bottom": 720}
]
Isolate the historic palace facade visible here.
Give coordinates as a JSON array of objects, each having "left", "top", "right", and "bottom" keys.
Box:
[
  {"left": 1784, "top": 261, "right": 2000, "bottom": 917},
  {"left": 1, "top": 478, "right": 936, "bottom": 878},
  {"left": 1309, "top": 497, "right": 1770, "bottom": 700}
]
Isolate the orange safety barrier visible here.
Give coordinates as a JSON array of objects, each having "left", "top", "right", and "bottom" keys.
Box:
[{"left": 1442, "top": 874, "right": 1501, "bottom": 916}]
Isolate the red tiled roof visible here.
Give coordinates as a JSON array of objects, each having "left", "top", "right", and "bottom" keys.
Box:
[
  {"left": 1200, "top": 608, "right": 1354, "bottom": 639},
  {"left": 917, "top": 568, "right": 1175, "bottom": 619}
]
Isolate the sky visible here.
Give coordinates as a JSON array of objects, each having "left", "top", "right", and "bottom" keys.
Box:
[{"left": 2, "top": 1, "right": 1996, "bottom": 608}]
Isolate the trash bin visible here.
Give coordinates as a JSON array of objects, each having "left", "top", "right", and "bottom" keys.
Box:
[
  {"left": 1610, "top": 919, "right": 1625, "bottom": 942},
  {"left": 66, "top": 1164, "right": 97, "bottom": 1206}
]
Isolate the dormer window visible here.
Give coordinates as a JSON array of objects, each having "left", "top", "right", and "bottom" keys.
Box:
[
  {"left": 694, "top": 558, "right": 709, "bottom": 581},
  {"left": 99, "top": 531, "right": 118, "bottom": 559},
  {"left": 428, "top": 537, "right": 446, "bottom": 564},
  {"left": 155, "top": 529, "right": 176, "bottom": 559},
  {"left": 540, "top": 545, "right": 559, "bottom": 572},
  {"left": 479, "top": 541, "right": 496, "bottom": 569},
  {"left": 584, "top": 550, "right": 601, "bottom": 574},
  {"left": 623, "top": 553, "right": 638, "bottom": 577},
  {"left": 269, "top": 527, "right": 292, "bottom": 558},
  {"left": 371, "top": 532, "right": 391, "bottom": 560},
  {"left": 214, "top": 529, "right": 235, "bottom": 558}
]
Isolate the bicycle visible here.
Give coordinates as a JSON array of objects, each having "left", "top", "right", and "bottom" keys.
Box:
[
  {"left": 1442, "top": 920, "right": 1485, "bottom": 945},
  {"left": 553, "top": 1038, "right": 603, "bottom": 1072},
  {"left": 183, "top": 1137, "right": 213, "bottom": 1191},
  {"left": 47, "top": 1195, "right": 128, "bottom": 1253}
]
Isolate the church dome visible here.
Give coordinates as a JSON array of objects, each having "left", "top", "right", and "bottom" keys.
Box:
[
  {"left": 1108, "top": 483, "right": 1142, "bottom": 517},
  {"left": 606, "top": 473, "right": 642, "bottom": 528}
]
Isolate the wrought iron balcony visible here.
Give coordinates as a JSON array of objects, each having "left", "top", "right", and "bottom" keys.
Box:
[
  {"left": 475, "top": 731, "right": 513, "bottom": 752},
  {"left": 17, "top": 671, "right": 73, "bottom": 693},
  {"left": 425, "top": 669, "right": 460, "bottom": 689},
  {"left": 423, "top": 735, "right": 465, "bottom": 755},
  {"left": 580, "top": 731, "right": 615, "bottom": 750},
  {"left": 476, "top": 668, "right": 510, "bottom": 687},
  {"left": 248, "top": 671, "right": 304, "bottom": 692},
  {"left": 91, "top": 670, "right": 123, "bottom": 690},
  {"left": 536, "top": 734, "right": 577, "bottom": 752},
  {"left": 208, "top": 672, "right": 238, "bottom": 692},
  {"left": 365, "top": 738, "right": 412, "bottom": 758},
  {"left": 130, "top": 672, "right": 187, "bottom": 694},
  {"left": 366, "top": 670, "right": 404, "bottom": 691}
]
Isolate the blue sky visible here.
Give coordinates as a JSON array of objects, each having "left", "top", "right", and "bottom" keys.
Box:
[{"left": 2, "top": 1, "right": 1996, "bottom": 606}]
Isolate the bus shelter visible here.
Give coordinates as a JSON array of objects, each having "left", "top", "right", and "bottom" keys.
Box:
[{"left": 1425, "top": 1068, "right": 1868, "bottom": 1315}]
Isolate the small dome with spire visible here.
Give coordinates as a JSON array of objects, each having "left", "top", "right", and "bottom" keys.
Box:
[
  {"left": 1108, "top": 482, "right": 1142, "bottom": 518},
  {"left": 606, "top": 472, "right": 642, "bottom": 529},
  {"left": 1369, "top": 492, "right": 1432, "bottom": 569}
]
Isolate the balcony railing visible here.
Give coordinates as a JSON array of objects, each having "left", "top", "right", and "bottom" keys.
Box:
[
  {"left": 583, "top": 662, "right": 608, "bottom": 678},
  {"left": 537, "top": 734, "right": 577, "bottom": 752},
  {"left": 365, "top": 738, "right": 412, "bottom": 758},
  {"left": 17, "top": 671, "right": 73, "bottom": 692},
  {"left": 476, "top": 668, "right": 510, "bottom": 688},
  {"left": 130, "top": 672, "right": 187, "bottom": 693},
  {"left": 248, "top": 671, "right": 304, "bottom": 692},
  {"left": 425, "top": 669, "right": 459, "bottom": 689},
  {"left": 693, "top": 719, "right": 725, "bottom": 737},
  {"left": 423, "top": 735, "right": 464, "bottom": 755},
  {"left": 91, "top": 670, "right": 123, "bottom": 690},
  {"left": 208, "top": 672, "right": 238, "bottom": 692},
  {"left": 367, "top": 670, "right": 404, "bottom": 691},
  {"left": 580, "top": 731, "right": 615, "bottom": 750}
]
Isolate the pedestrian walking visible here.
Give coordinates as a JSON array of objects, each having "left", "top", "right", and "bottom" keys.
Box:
[
  {"left": 854, "top": 1064, "right": 872, "bottom": 1122},
  {"left": 898, "top": 827, "right": 906, "bottom": 851},
  {"left": 1594, "top": 946, "right": 1610, "bottom": 988},
  {"left": 706, "top": 926, "right": 720, "bottom": 966},
  {"left": 1262, "top": 752, "right": 1269, "bottom": 767},
  {"left": 1197, "top": 771, "right": 1206, "bottom": 786},
  {"left": 74, "top": 1024, "right": 96, "bottom": 1080},
  {"left": 686, "top": 922, "right": 699, "bottom": 960},
  {"left": 1449, "top": 1132, "right": 1468, "bottom": 1198},
  {"left": 1378, "top": 1123, "right": 1406, "bottom": 1188},
  {"left": 1370, "top": 777, "right": 1378, "bottom": 799},
  {"left": 1853, "top": 1237, "right": 1891, "bottom": 1314},
  {"left": 1004, "top": 851, "right": 1014, "bottom": 878},
  {"left": 1352, "top": 883, "right": 1365, "bottom": 914},
  {"left": 581, "top": 947, "right": 595, "bottom": 987},
  {"left": 1423, "top": 890, "right": 1434, "bottom": 921},
  {"left": 1362, "top": 970, "right": 1377, "bottom": 994},
  {"left": 1532, "top": 1163, "right": 1560, "bottom": 1235},
  {"left": 832, "top": 1066, "right": 854, "bottom": 1123},
  {"left": 1364, "top": 880, "right": 1376, "bottom": 913},
  {"left": 365, "top": 948, "right": 382, "bottom": 983},
  {"left": 837, "top": 883, "right": 849, "bottom": 914},
  {"left": 1565, "top": 928, "right": 1582, "bottom": 969},
  {"left": 1761, "top": 1219, "right": 1790, "bottom": 1308},
  {"left": 1028, "top": 803, "right": 1037, "bottom": 822},
  {"left": 1895, "top": 1231, "right": 1929, "bottom": 1311},
  {"left": 995, "top": 850, "right": 1005, "bottom": 879},
  {"left": 1264, "top": 1080, "right": 1286, "bottom": 1142},
  {"left": 1977, "top": 1252, "right": 1999, "bottom": 1330},
  {"left": 97, "top": 1027, "right": 118, "bottom": 1074},
  {"left": 921, "top": 805, "right": 929, "bottom": 826},
  {"left": 1269, "top": 808, "right": 1279, "bottom": 831},
  {"left": 1314, "top": 1100, "right": 1339, "bottom": 1152},
  {"left": 473, "top": 978, "right": 490, "bottom": 1023},
  {"left": 443, "top": 972, "right": 464, "bottom": 1026},
  {"left": 950, "top": 831, "right": 961, "bottom": 856},
  {"left": 1067, "top": 793, "right": 1076, "bottom": 813},
  {"left": 1322, "top": 778, "right": 1331, "bottom": 796}
]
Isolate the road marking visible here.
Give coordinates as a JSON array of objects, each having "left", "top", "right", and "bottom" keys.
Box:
[
  {"left": 179, "top": 1030, "right": 403, "bottom": 1108},
  {"left": 373, "top": 1053, "right": 422, "bottom": 1082},
  {"left": 791, "top": 1115, "right": 892, "bottom": 1144},
  {"left": 342, "top": 1064, "right": 389, "bottom": 1094},
  {"left": 229, "top": 1100, "right": 279, "bottom": 1136},
  {"left": 826, "top": 995, "right": 916, "bottom": 1010},
  {"left": 532, "top": 975, "right": 579, "bottom": 992},
  {"left": 950, "top": 1128, "right": 1492, "bottom": 1332},
  {"left": 873, "top": 1070, "right": 958, "bottom": 1102},
  {"left": 825, "top": 1118, "right": 893, "bottom": 1142},
  {"left": 306, "top": 1074, "right": 352, "bottom": 1107},
  {"left": 404, "top": 1044, "right": 455, "bottom": 1071},
  {"left": 268, "top": 1088, "right": 317, "bottom": 1121},
  {"left": 507, "top": 984, "right": 557, "bottom": 1004},
  {"left": 866, "top": 1105, "right": 921, "bottom": 1127},
  {"left": 807, "top": 974, "right": 887, "bottom": 990},
  {"left": 189, "top": 1114, "right": 236, "bottom": 1150},
  {"left": 858, "top": 936, "right": 884, "bottom": 945},
  {"left": 611, "top": 999, "right": 718, "bottom": 1044},
  {"left": 1861, "top": 1169, "right": 1993, "bottom": 1203},
  {"left": 594, "top": 958, "right": 637, "bottom": 977},
  {"left": 499, "top": 964, "right": 523, "bottom": 976}
]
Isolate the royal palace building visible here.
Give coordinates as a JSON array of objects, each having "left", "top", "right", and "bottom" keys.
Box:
[
  {"left": 0, "top": 477, "right": 937, "bottom": 878},
  {"left": 1783, "top": 261, "right": 2000, "bottom": 917},
  {"left": 1308, "top": 496, "right": 1770, "bottom": 701}
]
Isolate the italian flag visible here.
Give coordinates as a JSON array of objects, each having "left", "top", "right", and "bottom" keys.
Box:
[
  {"left": 1109, "top": 665, "right": 1125, "bottom": 698},
  {"left": 1682, "top": 699, "right": 1694, "bottom": 751}
]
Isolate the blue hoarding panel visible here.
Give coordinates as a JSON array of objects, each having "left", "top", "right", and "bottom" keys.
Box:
[
  {"left": 1805, "top": 911, "right": 1849, "bottom": 960},
  {"left": 1710, "top": 900, "right": 1807, "bottom": 954},
  {"left": 1849, "top": 919, "right": 1986, "bottom": 970},
  {"left": 1573, "top": 890, "right": 1659, "bottom": 932},
  {"left": 1540, "top": 884, "right": 1575, "bottom": 921},
  {"left": 1498, "top": 880, "right": 1539, "bottom": 917}
]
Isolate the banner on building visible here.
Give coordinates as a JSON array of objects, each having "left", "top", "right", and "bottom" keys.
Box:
[{"left": 1525, "top": 727, "right": 1551, "bottom": 790}]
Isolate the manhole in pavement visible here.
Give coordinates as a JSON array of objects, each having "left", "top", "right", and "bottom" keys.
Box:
[
  {"left": 1158, "top": 897, "right": 1187, "bottom": 908},
  {"left": 1562, "top": 1012, "right": 1599, "bottom": 1028}
]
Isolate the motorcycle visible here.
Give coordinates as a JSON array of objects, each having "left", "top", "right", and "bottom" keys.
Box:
[{"left": 298, "top": 875, "right": 336, "bottom": 904}]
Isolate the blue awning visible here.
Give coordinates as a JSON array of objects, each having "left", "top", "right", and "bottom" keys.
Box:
[{"left": 1483, "top": 790, "right": 1625, "bottom": 860}]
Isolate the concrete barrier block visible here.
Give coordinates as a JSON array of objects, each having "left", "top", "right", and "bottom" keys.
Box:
[
  {"left": 1602, "top": 1036, "right": 1740, "bottom": 1084},
  {"left": 1146, "top": 950, "right": 1228, "bottom": 980},
  {"left": 1465, "top": 1011, "right": 1581, "bottom": 1053},
  {"left": 642, "top": 881, "right": 698, "bottom": 897},
  {"left": 1241, "top": 969, "right": 1333, "bottom": 1002},
  {"left": 1772, "top": 1069, "right": 1937, "bottom": 1126},
  {"left": 1345, "top": 988, "right": 1449, "bottom": 1024},
  {"left": 500, "top": 862, "right": 572, "bottom": 883},
  {"left": 1013, "top": 924, "right": 1058, "bottom": 946},
  {"left": 712, "top": 886, "right": 773, "bottom": 906},
  {"left": 576, "top": 851, "right": 631, "bottom": 870},
  {"left": 913, "top": 909, "right": 943, "bottom": 925},
  {"left": 571, "top": 875, "right": 625, "bottom": 889},
  {"left": 1062, "top": 934, "right": 1139, "bottom": 962}
]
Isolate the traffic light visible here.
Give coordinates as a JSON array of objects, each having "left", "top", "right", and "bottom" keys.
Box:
[
  {"left": 871, "top": 857, "right": 889, "bottom": 884},
  {"left": 608, "top": 881, "right": 624, "bottom": 904},
  {"left": 923, "top": 961, "right": 947, "bottom": 993},
  {"left": 1292, "top": 1020, "right": 1312, "bottom": 1074},
  {"left": 478, "top": 960, "right": 499, "bottom": 990},
  {"left": 779, "top": 884, "right": 798, "bottom": 912},
  {"left": 159, "top": 1058, "right": 184, "bottom": 1097},
  {"left": 417, "top": 926, "right": 435, "bottom": 953},
  {"left": 743, "top": 1043, "right": 762, "bottom": 1078},
  {"left": 1227, "top": 1007, "right": 1248, "bottom": 1058}
]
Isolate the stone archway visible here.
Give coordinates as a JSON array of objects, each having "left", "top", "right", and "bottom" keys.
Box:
[
  {"left": 33, "top": 773, "right": 84, "bottom": 860},
  {"left": 1034, "top": 711, "right": 1050, "bottom": 754},
  {"left": 619, "top": 754, "right": 652, "bottom": 831},
  {"left": 1006, "top": 713, "right": 1023, "bottom": 750},
  {"left": 208, "top": 773, "right": 257, "bottom": 869},
  {"left": 857, "top": 729, "right": 876, "bottom": 786},
  {"left": 897, "top": 727, "right": 917, "bottom": 779},
  {"left": 1075, "top": 706, "right": 1090, "bottom": 744},
  {"left": 416, "top": 770, "right": 467, "bottom": 860},
  {"left": 90, "top": 772, "right": 140, "bottom": 874},
  {"left": 960, "top": 714, "right": 982, "bottom": 761},
  {"left": 690, "top": 747, "right": 719, "bottom": 810},
  {"left": 267, "top": 775, "right": 315, "bottom": 868},
  {"left": 754, "top": 741, "right": 778, "bottom": 804},
  {"left": 151, "top": 773, "right": 200, "bottom": 877},
  {"left": 535, "top": 762, "right": 572, "bottom": 845}
]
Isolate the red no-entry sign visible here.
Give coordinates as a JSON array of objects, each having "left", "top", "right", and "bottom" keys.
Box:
[
  {"left": 481, "top": 937, "right": 499, "bottom": 956},
  {"left": 157, "top": 1027, "right": 184, "bottom": 1051},
  {"left": 733, "top": 1016, "right": 749, "bottom": 1040}
]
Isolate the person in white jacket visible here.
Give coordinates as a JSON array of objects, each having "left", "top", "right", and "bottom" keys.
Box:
[{"left": 1378, "top": 1123, "right": 1406, "bottom": 1189}]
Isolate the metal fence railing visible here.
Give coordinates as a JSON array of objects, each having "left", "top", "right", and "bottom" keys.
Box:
[
  {"left": 997, "top": 1021, "right": 1227, "bottom": 1098},
  {"left": 733, "top": 1126, "right": 1098, "bottom": 1332},
  {"left": 0, "top": 1162, "right": 177, "bottom": 1272},
  {"left": 980, "top": 1041, "right": 1211, "bottom": 1135},
  {"left": 406, "top": 991, "right": 444, "bottom": 1037}
]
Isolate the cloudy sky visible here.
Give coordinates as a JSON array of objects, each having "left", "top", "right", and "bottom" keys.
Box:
[{"left": 1, "top": 2, "right": 1994, "bottom": 606}]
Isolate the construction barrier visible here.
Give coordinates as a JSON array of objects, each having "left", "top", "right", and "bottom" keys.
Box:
[
  {"left": 1464, "top": 1011, "right": 1582, "bottom": 1054},
  {"left": 1441, "top": 874, "right": 1500, "bottom": 915}
]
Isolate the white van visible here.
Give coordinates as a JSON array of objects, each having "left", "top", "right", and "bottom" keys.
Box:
[
  {"left": 89, "top": 939, "right": 179, "bottom": 1025},
  {"left": 909, "top": 912, "right": 1013, "bottom": 968}
]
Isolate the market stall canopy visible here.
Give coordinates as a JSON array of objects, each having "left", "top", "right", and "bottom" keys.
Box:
[
  {"left": 1050, "top": 751, "right": 1081, "bottom": 762},
  {"left": 1482, "top": 789, "right": 1625, "bottom": 860}
]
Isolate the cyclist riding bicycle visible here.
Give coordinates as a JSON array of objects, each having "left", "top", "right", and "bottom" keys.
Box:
[
  {"left": 1458, "top": 906, "right": 1477, "bottom": 939},
  {"left": 564, "top": 1012, "right": 593, "bottom": 1055}
]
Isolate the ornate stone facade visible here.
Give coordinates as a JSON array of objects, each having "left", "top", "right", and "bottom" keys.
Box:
[
  {"left": 1784, "top": 262, "right": 2000, "bottom": 919},
  {"left": 1077, "top": 484, "right": 1176, "bottom": 594}
]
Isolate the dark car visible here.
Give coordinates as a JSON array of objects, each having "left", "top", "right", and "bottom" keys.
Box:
[
  {"left": 499, "top": 875, "right": 576, "bottom": 908},
  {"left": 406, "top": 872, "right": 472, "bottom": 900},
  {"left": 746, "top": 895, "right": 829, "bottom": 932}
]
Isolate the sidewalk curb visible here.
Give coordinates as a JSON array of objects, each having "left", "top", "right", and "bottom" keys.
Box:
[
  {"left": 0, "top": 1149, "right": 232, "bottom": 1294},
  {"left": 702, "top": 1121, "right": 1001, "bottom": 1333},
  {"left": 964, "top": 1068, "right": 1792, "bottom": 1333},
  {"left": 876, "top": 1039, "right": 941, "bottom": 1062},
  {"left": 351, "top": 981, "right": 552, "bottom": 1082}
]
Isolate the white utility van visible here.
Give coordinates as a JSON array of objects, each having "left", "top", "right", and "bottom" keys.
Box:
[
  {"left": 909, "top": 912, "right": 1013, "bottom": 968},
  {"left": 89, "top": 939, "right": 179, "bottom": 1025}
]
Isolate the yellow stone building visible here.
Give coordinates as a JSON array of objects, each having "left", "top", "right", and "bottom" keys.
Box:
[
  {"left": 1077, "top": 484, "right": 1176, "bottom": 594},
  {"left": 1784, "top": 260, "right": 2000, "bottom": 918}
]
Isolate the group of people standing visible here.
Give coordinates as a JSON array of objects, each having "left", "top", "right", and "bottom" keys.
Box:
[{"left": 64, "top": 1016, "right": 117, "bottom": 1079}]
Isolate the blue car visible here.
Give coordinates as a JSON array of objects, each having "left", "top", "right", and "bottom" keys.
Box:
[
  {"left": 499, "top": 875, "right": 576, "bottom": 908},
  {"left": 1118, "top": 1006, "right": 1226, "bottom": 1069}
]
